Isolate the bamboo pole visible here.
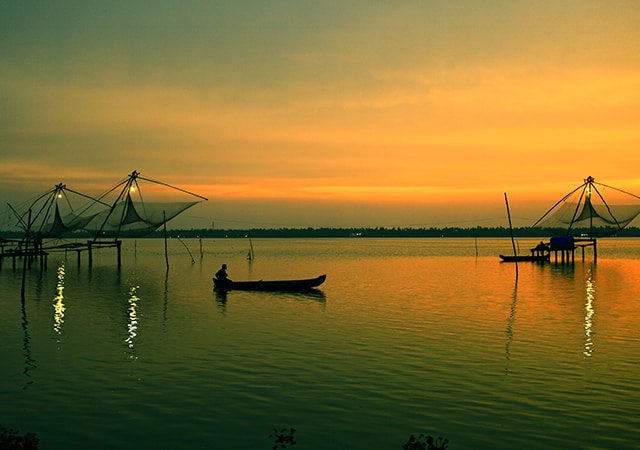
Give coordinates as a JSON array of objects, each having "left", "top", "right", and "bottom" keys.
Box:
[
  {"left": 163, "top": 211, "right": 169, "bottom": 270},
  {"left": 248, "top": 233, "right": 255, "bottom": 261},
  {"left": 504, "top": 193, "right": 518, "bottom": 277}
]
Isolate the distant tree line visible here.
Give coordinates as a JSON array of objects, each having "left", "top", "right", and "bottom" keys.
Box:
[
  {"left": 2, "top": 226, "right": 640, "bottom": 240},
  {"left": 152, "top": 225, "right": 640, "bottom": 238}
]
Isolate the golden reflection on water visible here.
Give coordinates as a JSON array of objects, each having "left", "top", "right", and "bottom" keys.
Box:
[
  {"left": 126, "top": 285, "right": 140, "bottom": 356},
  {"left": 584, "top": 267, "right": 596, "bottom": 357},
  {"left": 505, "top": 277, "right": 517, "bottom": 375},
  {"left": 53, "top": 261, "right": 65, "bottom": 335}
]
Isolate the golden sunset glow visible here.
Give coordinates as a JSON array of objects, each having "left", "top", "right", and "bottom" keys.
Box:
[{"left": 1, "top": 2, "right": 639, "bottom": 228}]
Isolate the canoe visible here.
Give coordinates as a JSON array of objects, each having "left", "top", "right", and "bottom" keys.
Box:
[
  {"left": 499, "top": 254, "right": 549, "bottom": 262},
  {"left": 213, "top": 274, "right": 326, "bottom": 291}
]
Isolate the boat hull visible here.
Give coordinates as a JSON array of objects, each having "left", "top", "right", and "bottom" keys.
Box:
[
  {"left": 499, "top": 254, "right": 549, "bottom": 262},
  {"left": 213, "top": 274, "right": 326, "bottom": 291}
]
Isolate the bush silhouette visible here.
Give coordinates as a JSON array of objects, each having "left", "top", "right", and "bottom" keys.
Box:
[{"left": 0, "top": 424, "right": 39, "bottom": 450}]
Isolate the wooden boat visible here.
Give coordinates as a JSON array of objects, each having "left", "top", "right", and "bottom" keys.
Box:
[
  {"left": 213, "top": 274, "right": 326, "bottom": 291},
  {"left": 499, "top": 254, "right": 549, "bottom": 262}
]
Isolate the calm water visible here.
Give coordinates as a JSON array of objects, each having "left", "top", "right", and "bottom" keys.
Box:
[{"left": 2, "top": 238, "right": 640, "bottom": 449}]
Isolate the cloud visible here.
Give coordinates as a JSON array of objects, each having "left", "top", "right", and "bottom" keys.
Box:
[{"left": 1, "top": 1, "right": 639, "bottom": 227}]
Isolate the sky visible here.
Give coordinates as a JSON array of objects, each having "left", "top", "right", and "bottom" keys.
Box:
[{"left": 1, "top": 1, "right": 639, "bottom": 230}]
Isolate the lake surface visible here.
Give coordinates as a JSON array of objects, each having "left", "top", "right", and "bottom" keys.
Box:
[{"left": 2, "top": 237, "right": 640, "bottom": 449}]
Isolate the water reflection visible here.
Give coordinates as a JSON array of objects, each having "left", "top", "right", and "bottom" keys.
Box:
[
  {"left": 163, "top": 270, "right": 169, "bottom": 324},
  {"left": 505, "top": 277, "right": 517, "bottom": 375},
  {"left": 584, "top": 266, "right": 596, "bottom": 357},
  {"left": 125, "top": 284, "right": 140, "bottom": 358},
  {"left": 212, "top": 288, "right": 326, "bottom": 314},
  {"left": 21, "top": 299, "right": 36, "bottom": 384},
  {"left": 53, "top": 261, "right": 65, "bottom": 335},
  {"left": 215, "top": 289, "right": 228, "bottom": 314},
  {"left": 285, "top": 289, "right": 327, "bottom": 303}
]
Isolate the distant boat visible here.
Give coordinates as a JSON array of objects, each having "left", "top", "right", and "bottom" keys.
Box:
[
  {"left": 499, "top": 254, "right": 549, "bottom": 262},
  {"left": 213, "top": 274, "right": 326, "bottom": 292}
]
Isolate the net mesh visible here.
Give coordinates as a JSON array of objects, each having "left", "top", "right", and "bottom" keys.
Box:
[
  {"left": 85, "top": 195, "right": 199, "bottom": 238},
  {"left": 533, "top": 177, "right": 640, "bottom": 237}
]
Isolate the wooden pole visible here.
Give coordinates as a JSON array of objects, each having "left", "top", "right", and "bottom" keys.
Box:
[
  {"left": 248, "top": 233, "right": 255, "bottom": 261},
  {"left": 504, "top": 193, "right": 518, "bottom": 277},
  {"left": 163, "top": 211, "right": 169, "bottom": 270},
  {"left": 88, "top": 241, "right": 93, "bottom": 267}
]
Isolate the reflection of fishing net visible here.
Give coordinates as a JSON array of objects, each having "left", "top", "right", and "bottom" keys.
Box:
[
  {"left": 533, "top": 176, "right": 640, "bottom": 237},
  {"left": 7, "top": 171, "right": 206, "bottom": 240}
]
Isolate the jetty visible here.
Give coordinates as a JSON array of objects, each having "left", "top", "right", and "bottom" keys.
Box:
[
  {"left": 548, "top": 236, "right": 597, "bottom": 264},
  {"left": 502, "top": 176, "right": 640, "bottom": 264},
  {"left": 0, "top": 239, "right": 123, "bottom": 270},
  {"left": 536, "top": 236, "right": 596, "bottom": 264}
]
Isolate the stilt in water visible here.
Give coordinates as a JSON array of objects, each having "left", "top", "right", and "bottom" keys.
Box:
[
  {"left": 247, "top": 232, "right": 255, "bottom": 261},
  {"left": 163, "top": 211, "right": 169, "bottom": 271}
]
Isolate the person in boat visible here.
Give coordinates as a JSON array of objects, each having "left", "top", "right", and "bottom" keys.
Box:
[
  {"left": 534, "top": 241, "right": 548, "bottom": 255},
  {"left": 215, "top": 264, "right": 230, "bottom": 282}
]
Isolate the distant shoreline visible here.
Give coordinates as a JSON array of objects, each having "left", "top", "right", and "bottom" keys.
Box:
[
  {"left": 152, "top": 226, "right": 640, "bottom": 238},
  {"left": 4, "top": 226, "right": 640, "bottom": 239}
]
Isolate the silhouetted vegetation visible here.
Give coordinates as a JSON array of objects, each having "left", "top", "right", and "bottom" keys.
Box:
[
  {"left": 402, "top": 434, "right": 449, "bottom": 450},
  {"left": 267, "top": 428, "right": 449, "bottom": 449},
  {"left": 270, "top": 428, "right": 296, "bottom": 449},
  {"left": 3, "top": 226, "right": 640, "bottom": 240},
  {"left": 1, "top": 423, "right": 448, "bottom": 449},
  {"left": 0, "top": 424, "right": 39, "bottom": 450},
  {"left": 150, "top": 225, "right": 640, "bottom": 239}
]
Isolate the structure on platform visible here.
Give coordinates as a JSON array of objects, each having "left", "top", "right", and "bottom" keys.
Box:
[{"left": 1, "top": 171, "right": 207, "bottom": 269}]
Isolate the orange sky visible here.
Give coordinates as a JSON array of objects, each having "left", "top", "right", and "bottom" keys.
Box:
[{"left": 1, "top": 1, "right": 639, "bottom": 229}]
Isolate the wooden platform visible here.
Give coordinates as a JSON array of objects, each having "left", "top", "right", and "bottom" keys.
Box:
[
  {"left": 549, "top": 237, "right": 597, "bottom": 263},
  {"left": 499, "top": 237, "right": 598, "bottom": 264},
  {"left": 1, "top": 239, "right": 123, "bottom": 270}
]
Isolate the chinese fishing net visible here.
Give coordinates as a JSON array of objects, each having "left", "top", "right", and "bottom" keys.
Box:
[{"left": 532, "top": 176, "right": 640, "bottom": 237}]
